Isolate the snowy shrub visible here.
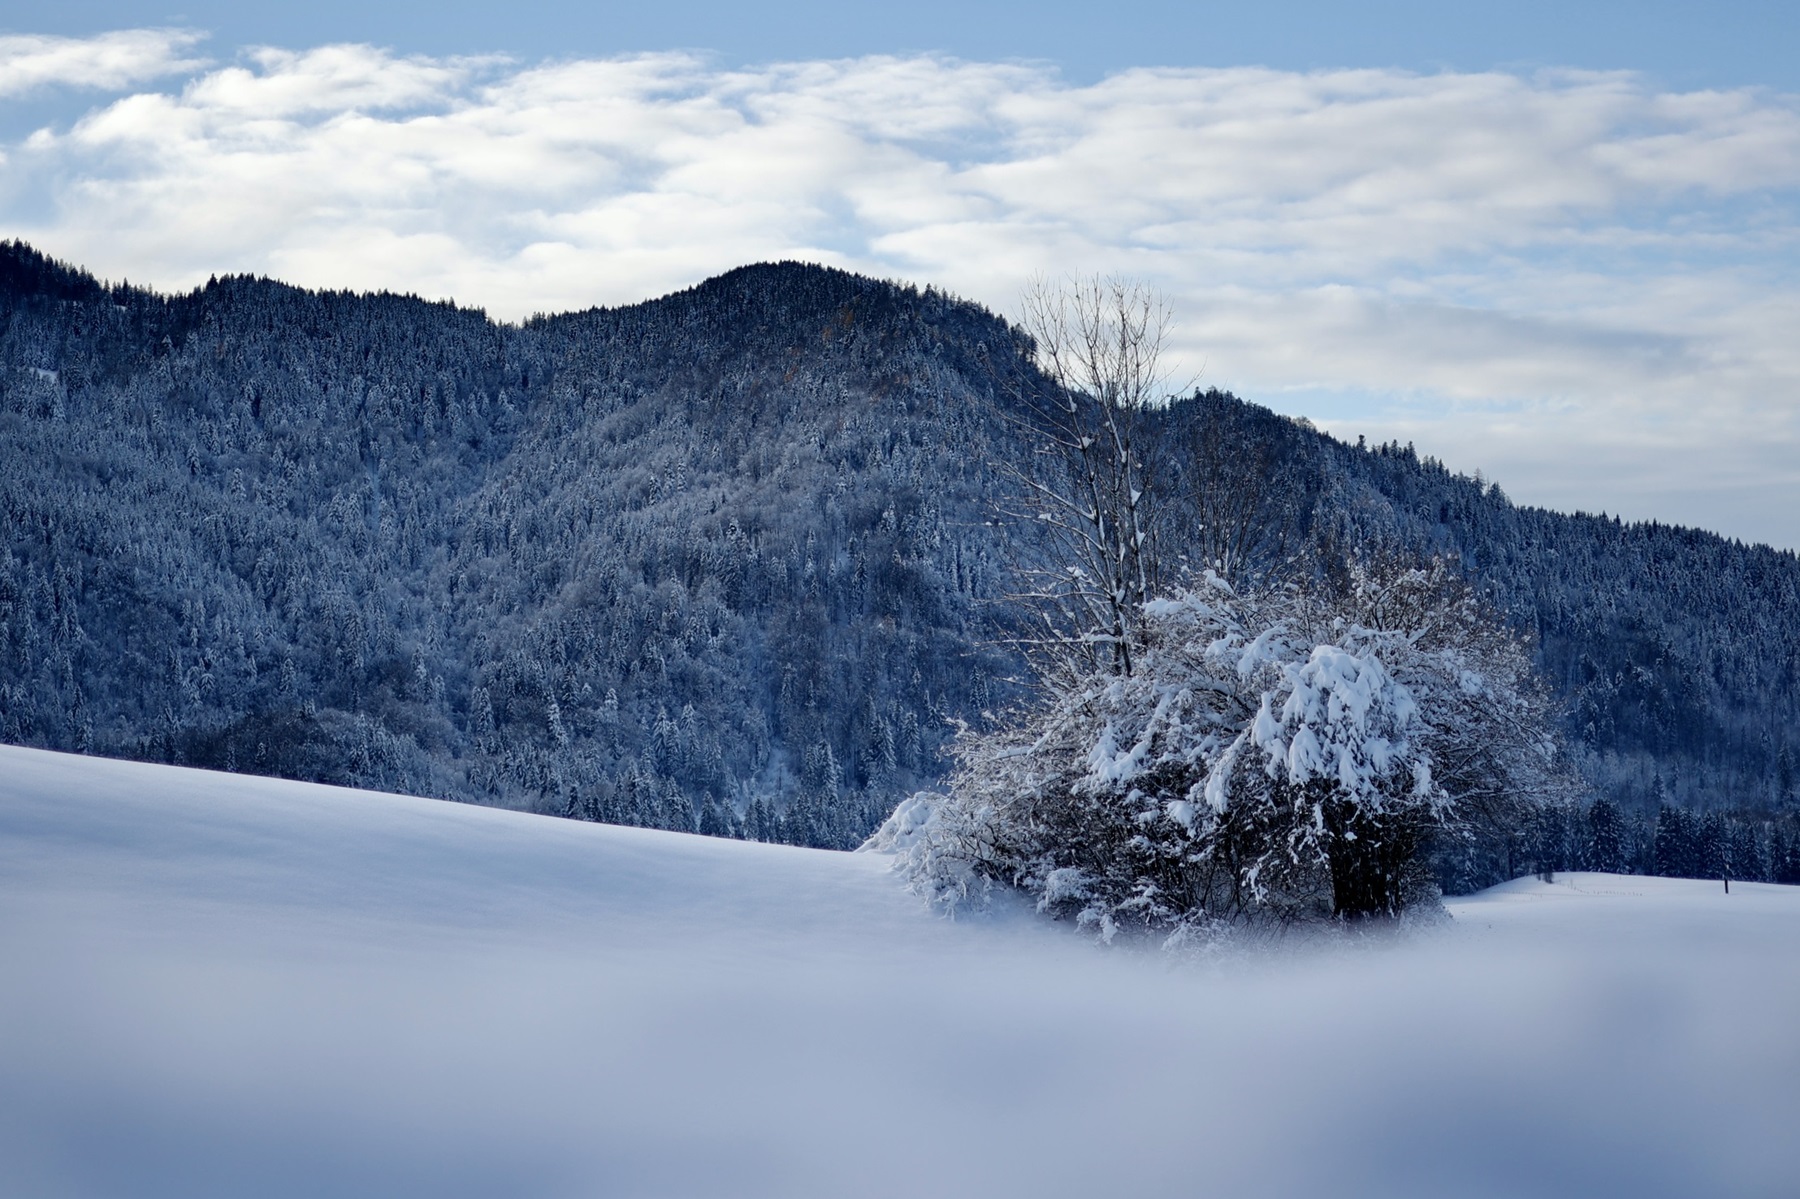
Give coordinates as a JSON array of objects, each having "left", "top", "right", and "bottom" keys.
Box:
[{"left": 904, "top": 559, "right": 1571, "bottom": 938}]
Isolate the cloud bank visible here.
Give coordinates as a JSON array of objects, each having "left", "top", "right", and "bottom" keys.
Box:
[{"left": 5, "top": 36, "right": 1800, "bottom": 545}]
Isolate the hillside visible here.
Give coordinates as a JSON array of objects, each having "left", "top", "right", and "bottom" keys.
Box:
[
  {"left": 4, "top": 240, "right": 1799, "bottom": 862},
  {"left": 2, "top": 746, "right": 1796, "bottom": 1198},
  {"left": 0, "top": 245, "right": 1032, "bottom": 847}
]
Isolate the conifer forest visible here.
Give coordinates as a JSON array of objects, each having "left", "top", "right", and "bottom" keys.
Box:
[{"left": 4, "top": 240, "right": 1798, "bottom": 890}]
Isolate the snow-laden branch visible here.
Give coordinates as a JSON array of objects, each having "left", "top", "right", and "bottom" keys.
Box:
[{"left": 887, "top": 557, "right": 1575, "bottom": 937}]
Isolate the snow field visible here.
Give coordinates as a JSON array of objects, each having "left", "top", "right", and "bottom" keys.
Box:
[{"left": 2, "top": 745, "right": 1797, "bottom": 1198}]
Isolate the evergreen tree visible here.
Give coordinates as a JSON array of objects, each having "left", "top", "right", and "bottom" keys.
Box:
[
  {"left": 1585, "top": 795, "right": 1624, "bottom": 873},
  {"left": 1773, "top": 825, "right": 1800, "bottom": 884},
  {"left": 1653, "top": 807, "right": 1695, "bottom": 878},
  {"left": 1698, "top": 812, "right": 1728, "bottom": 879},
  {"left": 1728, "top": 820, "right": 1767, "bottom": 882}
]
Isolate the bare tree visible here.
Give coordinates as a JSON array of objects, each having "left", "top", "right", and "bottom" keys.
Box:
[{"left": 997, "top": 276, "right": 1176, "bottom": 678}]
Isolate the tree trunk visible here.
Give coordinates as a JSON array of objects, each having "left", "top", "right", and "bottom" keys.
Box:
[{"left": 1323, "top": 800, "right": 1420, "bottom": 920}]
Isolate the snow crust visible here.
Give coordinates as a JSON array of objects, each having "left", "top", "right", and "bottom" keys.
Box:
[{"left": 3, "top": 745, "right": 1798, "bottom": 1198}]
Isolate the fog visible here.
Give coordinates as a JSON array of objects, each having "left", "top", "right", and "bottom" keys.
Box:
[{"left": 2, "top": 746, "right": 1794, "bottom": 1198}]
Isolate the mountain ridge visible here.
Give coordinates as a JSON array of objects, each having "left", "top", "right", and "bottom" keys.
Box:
[{"left": 3, "top": 240, "right": 1797, "bottom": 867}]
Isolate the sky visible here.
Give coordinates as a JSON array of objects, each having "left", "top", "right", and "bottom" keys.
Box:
[{"left": 2, "top": 3, "right": 1798, "bottom": 548}]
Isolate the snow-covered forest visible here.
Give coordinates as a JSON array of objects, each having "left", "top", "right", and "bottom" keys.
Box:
[{"left": 3, "top": 239, "right": 1799, "bottom": 886}]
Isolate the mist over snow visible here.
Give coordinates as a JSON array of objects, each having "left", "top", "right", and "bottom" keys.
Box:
[
  {"left": 4, "top": 31, "right": 1800, "bottom": 544},
  {"left": 2, "top": 745, "right": 1797, "bottom": 1198}
]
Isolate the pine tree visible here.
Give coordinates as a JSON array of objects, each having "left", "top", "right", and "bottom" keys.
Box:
[
  {"left": 1728, "top": 820, "right": 1767, "bottom": 882},
  {"left": 1586, "top": 795, "right": 1624, "bottom": 873},
  {"left": 698, "top": 796, "right": 733, "bottom": 838},
  {"left": 1653, "top": 807, "right": 1695, "bottom": 878},
  {"left": 1698, "top": 812, "right": 1728, "bottom": 879},
  {"left": 1774, "top": 824, "right": 1800, "bottom": 884}
]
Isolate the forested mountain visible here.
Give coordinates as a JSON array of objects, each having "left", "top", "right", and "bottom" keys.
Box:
[
  {"left": 3, "top": 240, "right": 1797, "bottom": 853},
  {"left": 1149, "top": 401, "right": 1800, "bottom": 818}
]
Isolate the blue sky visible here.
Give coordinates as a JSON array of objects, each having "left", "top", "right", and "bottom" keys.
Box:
[
  {"left": 2, "top": 3, "right": 1798, "bottom": 548},
  {"left": 26, "top": 1, "right": 1800, "bottom": 89}
]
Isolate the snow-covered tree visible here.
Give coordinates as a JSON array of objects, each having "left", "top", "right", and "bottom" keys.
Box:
[
  {"left": 1653, "top": 806, "right": 1697, "bottom": 878},
  {"left": 1585, "top": 795, "right": 1625, "bottom": 873},
  {"left": 888, "top": 558, "right": 1571, "bottom": 936}
]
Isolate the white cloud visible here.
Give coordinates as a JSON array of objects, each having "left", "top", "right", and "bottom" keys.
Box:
[
  {"left": 180, "top": 44, "right": 480, "bottom": 118},
  {"left": 6, "top": 35, "right": 1800, "bottom": 544},
  {"left": 0, "top": 29, "right": 207, "bottom": 98}
]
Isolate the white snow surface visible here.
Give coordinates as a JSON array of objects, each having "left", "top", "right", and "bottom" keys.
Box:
[{"left": 3, "top": 745, "right": 1797, "bottom": 1198}]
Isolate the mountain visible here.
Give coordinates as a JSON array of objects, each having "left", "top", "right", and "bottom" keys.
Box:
[
  {"left": 0, "top": 244, "right": 1032, "bottom": 846},
  {"left": 3, "top": 240, "right": 1798, "bottom": 855}
]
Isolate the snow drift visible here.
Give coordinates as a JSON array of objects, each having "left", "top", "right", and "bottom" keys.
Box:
[{"left": 1, "top": 745, "right": 1796, "bottom": 1198}]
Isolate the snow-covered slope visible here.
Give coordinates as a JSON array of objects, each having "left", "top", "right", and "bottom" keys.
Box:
[{"left": 3, "top": 746, "right": 1796, "bottom": 1198}]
